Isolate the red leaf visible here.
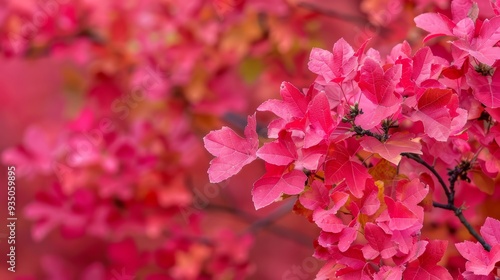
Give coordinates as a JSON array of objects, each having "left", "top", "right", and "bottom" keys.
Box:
[
  {"left": 383, "top": 197, "right": 419, "bottom": 231},
  {"left": 363, "top": 223, "right": 398, "bottom": 259},
  {"left": 324, "top": 143, "right": 370, "bottom": 198},
  {"left": 299, "top": 180, "right": 329, "bottom": 211},
  {"left": 410, "top": 88, "right": 454, "bottom": 141}
]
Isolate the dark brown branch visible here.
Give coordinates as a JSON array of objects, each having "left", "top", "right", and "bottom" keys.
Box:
[
  {"left": 401, "top": 154, "right": 490, "bottom": 251},
  {"left": 402, "top": 153, "right": 451, "bottom": 199},
  {"left": 433, "top": 201, "right": 491, "bottom": 251}
]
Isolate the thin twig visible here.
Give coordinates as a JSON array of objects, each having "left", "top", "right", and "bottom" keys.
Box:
[
  {"left": 244, "top": 198, "right": 296, "bottom": 233},
  {"left": 402, "top": 153, "right": 451, "bottom": 199},
  {"left": 433, "top": 201, "right": 491, "bottom": 251},
  {"left": 207, "top": 202, "right": 313, "bottom": 247}
]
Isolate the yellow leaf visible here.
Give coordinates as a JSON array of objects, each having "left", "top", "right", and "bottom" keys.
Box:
[{"left": 369, "top": 159, "right": 398, "bottom": 187}]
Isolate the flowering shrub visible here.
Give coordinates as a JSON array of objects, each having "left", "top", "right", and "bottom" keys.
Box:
[{"left": 205, "top": 0, "right": 500, "bottom": 278}]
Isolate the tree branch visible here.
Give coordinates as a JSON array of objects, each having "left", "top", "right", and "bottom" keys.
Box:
[
  {"left": 401, "top": 154, "right": 491, "bottom": 251},
  {"left": 433, "top": 201, "right": 491, "bottom": 251},
  {"left": 402, "top": 153, "right": 451, "bottom": 199},
  {"left": 206, "top": 201, "right": 313, "bottom": 247}
]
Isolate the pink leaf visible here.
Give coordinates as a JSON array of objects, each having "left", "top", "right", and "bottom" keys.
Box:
[
  {"left": 410, "top": 88, "right": 454, "bottom": 141},
  {"left": 295, "top": 143, "right": 327, "bottom": 171},
  {"left": 252, "top": 165, "right": 306, "bottom": 209},
  {"left": 384, "top": 197, "right": 419, "bottom": 231},
  {"left": 451, "top": 0, "right": 473, "bottom": 22},
  {"left": 257, "top": 82, "right": 308, "bottom": 121},
  {"left": 481, "top": 217, "right": 500, "bottom": 245},
  {"left": 374, "top": 266, "right": 403, "bottom": 280},
  {"left": 395, "top": 178, "right": 429, "bottom": 208},
  {"left": 256, "top": 132, "right": 297, "bottom": 165},
  {"left": 204, "top": 114, "right": 259, "bottom": 183},
  {"left": 403, "top": 240, "right": 453, "bottom": 280},
  {"left": 332, "top": 38, "right": 357, "bottom": 81},
  {"left": 412, "top": 47, "right": 435, "bottom": 85},
  {"left": 492, "top": 0, "right": 500, "bottom": 15},
  {"left": 414, "top": 13, "right": 456, "bottom": 42},
  {"left": 363, "top": 223, "right": 398, "bottom": 259},
  {"left": 359, "top": 58, "right": 402, "bottom": 107},
  {"left": 313, "top": 207, "right": 347, "bottom": 233},
  {"left": 299, "top": 180, "right": 329, "bottom": 211},
  {"left": 456, "top": 240, "right": 500, "bottom": 276},
  {"left": 308, "top": 47, "right": 335, "bottom": 82},
  {"left": 467, "top": 64, "right": 500, "bottom": 108},
  {"left": 355, "top": 94, "right": 400, "bottom": 129},
  {"left": 360, "top": 189, "right": 380, "bottom": 216},
  {"left": 308, "top": 91, "right": 334, "bottom": 133}
]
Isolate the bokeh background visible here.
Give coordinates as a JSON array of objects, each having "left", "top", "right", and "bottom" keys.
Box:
[{"left": 0, "top": 0, "right": 497, "bottom": 279}]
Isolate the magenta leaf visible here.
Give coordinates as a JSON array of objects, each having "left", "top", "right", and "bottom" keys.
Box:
[
  {"left": 308, "top": 47, "right": 335, "bottom": 82},
  {"left": 456, "top": 241, "right": 500, "bottom": 276},
  {"left": 299, "top": 180, "right": 329, "bottom": 211},
  {"left": 362, "top": 223, "right": 398, "bottom": 259},
  {"left": 252, "top": 164, "right": 306, "bottom": 209},
  {"left": 467, "top": 64, "right": 500, "bottom": 108},
  {"left": 256, "top": 132, "right": 297, "bottom": 166},
  {"left": 257, "top": 82, "right": 308, "bottom": 121},
  {"left": 481, "top": 217, "right": 500, "bottom": 245},
  {"left": 359, "top": 58, "right": 402, "bottom": 107},
  {"left": 403, "top": 240, "right": 453, "bottom": 280},
  {"left": 204, "top": 114, "right": 259, "bottom": 183},
  {"left": 414, "top": 13, "right": 456, "bottom": 42}
]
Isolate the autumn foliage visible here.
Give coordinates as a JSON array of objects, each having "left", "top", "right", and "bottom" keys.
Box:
[
  {"left": 205, "top": 0, "right": 500, "bottom": 279},
  {"left": 2, "top": 0, "right": 500, "bottom": 279}
]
